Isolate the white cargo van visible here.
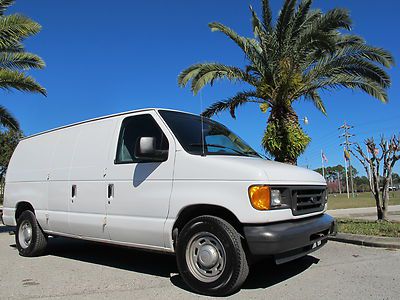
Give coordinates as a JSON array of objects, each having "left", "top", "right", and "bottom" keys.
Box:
[{"left": 2, "top": 108, "right": 335, "bottom": 296}]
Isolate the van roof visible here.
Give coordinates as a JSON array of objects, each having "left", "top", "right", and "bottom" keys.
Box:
[{"left": 23, "top": 108, "right": 198, "bottom": 140}]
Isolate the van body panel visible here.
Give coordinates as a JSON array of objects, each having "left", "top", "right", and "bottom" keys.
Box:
[
  {"left": 47, "top": 127, "right": 78, "bottom": 233},
  {"left": 104, "top": 111, "right": 175, "bottom": 248},
  {"left": 172, "top": 151, "right": 324, "bottom": 184},
  {"left": 68, "top": 118, "right": 117, "bottom": 239},
  {"left": 1, "top": 207, "right": 16, "bottom": 226},
  {"left": 2, "top": 108, "right": 329, "bottom": 257}
]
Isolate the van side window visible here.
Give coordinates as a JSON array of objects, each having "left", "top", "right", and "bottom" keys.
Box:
[{"left": 115, "top": 114, "right": 169, "bottom": 164}]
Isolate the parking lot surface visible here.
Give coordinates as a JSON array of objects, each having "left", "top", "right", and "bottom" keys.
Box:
[{"left": 1, "top": 225, "right": 399, "bottom": 299}]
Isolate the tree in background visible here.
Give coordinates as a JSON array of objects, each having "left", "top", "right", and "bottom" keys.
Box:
[
  {"left": 352, "top": 136, "right": 400, "bottom": 220},
  {"left": 314, "top": 164, "right": 359, "bottom": 193},
  {"left": 0, "top": 128, "right": 22, "bottom": 203},
  {"left": 0, "top": 0, "right": 46, "bottom": 131},
  {"left": 391, "top": 172, "right": 399, "bottom": 185},
  {"left": 178, "top": 0, "right": 394, "bottom": 164},
  {"left": 353, "top": 176, "right": 370, "bottom": 192}
]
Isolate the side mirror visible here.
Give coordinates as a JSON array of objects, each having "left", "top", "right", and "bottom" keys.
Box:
[{"left": 134, "top": 137, "right": 168, "bottom": 162}]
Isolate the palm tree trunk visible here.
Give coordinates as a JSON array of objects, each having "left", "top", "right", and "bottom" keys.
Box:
[{"left": 263, "top": 105, "right": 306, "bottom": 165}]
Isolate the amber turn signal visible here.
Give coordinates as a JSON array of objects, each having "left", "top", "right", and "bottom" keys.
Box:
[{"left": 248, "top": 185, "right": 271, "bottom": 210}]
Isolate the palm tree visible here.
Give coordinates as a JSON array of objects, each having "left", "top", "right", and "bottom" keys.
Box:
[
  {"left": 178, "top": 0, "right": 394, "bottom": 164},
  {"left": 0, "top": 0, "right": 46, "bottom": 131}
]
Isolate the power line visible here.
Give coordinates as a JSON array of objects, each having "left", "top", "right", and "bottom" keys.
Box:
[{"left": 305, "top": 123, "right": 399, "bottom": 156}]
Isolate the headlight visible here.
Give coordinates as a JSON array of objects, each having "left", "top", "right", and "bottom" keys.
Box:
[
  {"left": 248, "top": 186, "right": 282, "bottom": 210},
  {"left": 270, "top": 189, "right": 282, "bottom": 207}
]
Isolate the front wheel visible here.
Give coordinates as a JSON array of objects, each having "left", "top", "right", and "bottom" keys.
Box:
[
  {"left": 176, "top": 216, "right": 249, "bottom": 296},
  {"left": 16, "top": 210, "right": 48, "bottom": 257}
]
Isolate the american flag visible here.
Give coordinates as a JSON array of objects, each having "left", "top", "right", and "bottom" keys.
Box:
[{"left": 321, "top": 151, "right": 328, "bottom": 163}]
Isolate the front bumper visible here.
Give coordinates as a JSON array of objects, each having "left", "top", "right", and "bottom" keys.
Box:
[{"left": 243, "top": 214, "right": 336, "bottom": 264}]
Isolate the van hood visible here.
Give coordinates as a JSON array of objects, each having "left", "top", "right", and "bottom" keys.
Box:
[{"left": 174, "top": 153, "right": 326, "bottom": 185}]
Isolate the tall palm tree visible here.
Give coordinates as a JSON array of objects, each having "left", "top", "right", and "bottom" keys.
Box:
[
  {"left": 0, "top": 0, "right": 46, "bottom": 131},
  {"left": 178, "top": 0, "right": 394, "bottom": 164}
]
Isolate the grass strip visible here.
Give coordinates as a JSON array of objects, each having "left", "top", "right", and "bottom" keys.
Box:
[{"left": 336, "top": 218, "right": 400, "bottom": 238}]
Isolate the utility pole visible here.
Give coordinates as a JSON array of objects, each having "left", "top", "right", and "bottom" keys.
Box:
[{"left": 339, "top": 122, "right": 355, "bottom": 198}]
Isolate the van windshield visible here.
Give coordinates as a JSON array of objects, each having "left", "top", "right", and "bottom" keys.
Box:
[{"left": 159, "top": 110, "right": 260, "bottom": 157}]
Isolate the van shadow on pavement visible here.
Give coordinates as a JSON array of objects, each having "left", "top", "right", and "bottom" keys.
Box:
[
  {"left": 45, "top": 237, "right": 177, "bottom": 278},
  {"left": 170, "top": 255, "right": 319, "bottom": 294},
  {"left": 0, "top": 225, "right": 14, "bottom": 234},
  {"left": 42, "top": 236, "right": 318, "bottom": 294}
]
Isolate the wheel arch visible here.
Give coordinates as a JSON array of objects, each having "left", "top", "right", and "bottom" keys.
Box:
[
  {"left": 15, "top": 201, "right": 35, "bottom": 221},
  {"left": 172, "top": 204, "right": 244, "bottom": 245}
]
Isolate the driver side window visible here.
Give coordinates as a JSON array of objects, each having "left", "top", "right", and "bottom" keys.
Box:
[{"left": 115, "top": 114, "right": 168, "bottom": 164}]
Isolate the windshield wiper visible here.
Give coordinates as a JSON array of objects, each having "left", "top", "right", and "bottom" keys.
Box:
[{"left": 189, "top": 143, "right": 250, "bottom": 156}]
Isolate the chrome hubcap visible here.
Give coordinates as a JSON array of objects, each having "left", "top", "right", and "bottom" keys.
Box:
[
  {"left": 18, "top": 220, "right": 32, "bottom": 249},
  {"left": 186, "top": 232, "right": 226, "bottom": 282}
]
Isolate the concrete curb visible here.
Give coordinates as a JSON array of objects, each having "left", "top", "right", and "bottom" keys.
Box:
[{"left": 329, "top": 233, "right": 400, "bottom": 249}]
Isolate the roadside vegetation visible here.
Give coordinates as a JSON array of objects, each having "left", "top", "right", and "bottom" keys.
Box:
[
  {"left": 328, "top": 191, "right": 400, "bottom": 210},
  {"left": 336, "top": 218, "right": 400, "bottom": 238}
]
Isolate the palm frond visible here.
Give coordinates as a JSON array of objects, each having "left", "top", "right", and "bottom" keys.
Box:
[
  {"left": 0, "top": 41, "right": 24, "bottom": 52},
  {"left": 0, "top": 14, "right": 41, "bottom": 49},
  {"left": 178, "top": 63, "right": 258, "bottom": 94},
  {"left": 304, "top": 90, "right": 326, "bottom": 115},
  {"left": 313, "top": 75, "right": 388, "bottom": 103},
  {"left": 201, "top": 91, "right": 261, "bottom": 118},
  {"left": 0, "top": 104, "right": 19, "bottom": 130},
  {"left": 192, "top": 64, "right": 256, "bottom": 94},
  {"left": 0, "top": 0, "right": 14, "bottom": 16},
  {"left": 342, "top": 43, "right": 395, "bottom": 68},
  {"left": 335, "top": 34, "right": 365, "bottom": 48},
  {"left": 178, "top": 63, "right": 203, "bottom": 87},
  {"left": 0, "top": 52, "right": 45, "bottom": 70},
  {"left": 208, "top": 22, "right": 249, "bottom": 54},
  {"left": 249, "top": 5, "right": 266, "bottom": 40},
  {"left": 261, "top": 0, "right": 272, "bottom": 31},
  {"left": 317, "top": 8, "right": 352, "bottom": 31},
  {"left": 306, "top": 55, "right": 391, "bottom": 89},
  {"left": 0, "top": 69, "right": 46, "bottom": 96},
  {"left": 276, "top": 0, "right": 296, "bottom": 43},
  {"left": 290, "top": 0, "right": 313, "bottom": 39}
]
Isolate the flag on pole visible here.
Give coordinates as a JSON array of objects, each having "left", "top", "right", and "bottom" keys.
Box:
[
  {"left": 344, "top": 149, "right": 350, "bottom": 161},
  {"left": 321, "top": 151, "right": 328, "bottom": 163},
  {"left": 321, "top": 150, "right": 327, "bottom": 180}
]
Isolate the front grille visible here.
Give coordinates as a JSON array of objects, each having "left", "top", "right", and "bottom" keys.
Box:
[{"left": 292, "top": 188, "right": 326, "bottom": 216}]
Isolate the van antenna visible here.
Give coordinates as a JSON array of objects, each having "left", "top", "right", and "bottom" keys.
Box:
[{"left": 200, "top": 90, "right": 205, "bottom": 156}]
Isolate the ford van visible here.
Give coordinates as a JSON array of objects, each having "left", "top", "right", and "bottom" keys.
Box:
[{"left": 2, "top": 108, "right": 335, "bottom": 296}]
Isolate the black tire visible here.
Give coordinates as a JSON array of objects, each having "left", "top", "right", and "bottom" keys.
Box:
[
  {"left": 176, "top": 215, "right": 249, "bottom": 296},
  {"left": 16, "top": 210, "right": 47, "bottom": 257}
]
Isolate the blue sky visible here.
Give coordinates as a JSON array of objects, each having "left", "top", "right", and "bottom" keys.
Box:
[{"left": 4, "top": 0, "right": 400, "bottom": 175}]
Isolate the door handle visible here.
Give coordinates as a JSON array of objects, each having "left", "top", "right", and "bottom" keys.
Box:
[
  {"left": 71, "top": 185, "right": 77, "bottom": 202},
  {"left": 107, "top": 184, "right": 114, "bottom": 203}
]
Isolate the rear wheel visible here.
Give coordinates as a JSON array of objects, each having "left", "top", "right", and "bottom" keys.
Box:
[
  {"left": 16, "top": 210, "right": 47, "bottom": 257},
  {"left": 176, "top": 216, "right": 249, "bottom": 296}
]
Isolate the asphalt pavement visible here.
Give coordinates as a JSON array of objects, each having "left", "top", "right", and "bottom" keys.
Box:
[{"left": 1, "top": 225, "right": 399, "bottom": 299}]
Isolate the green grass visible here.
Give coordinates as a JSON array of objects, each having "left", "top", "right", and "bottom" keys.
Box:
[
  {"left": 327, "top": 191, "right": 400, "bottom": 210},
  {"left": 336, "top": 218, "right": 400, "bottom": 237}
]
